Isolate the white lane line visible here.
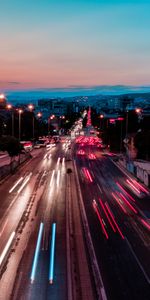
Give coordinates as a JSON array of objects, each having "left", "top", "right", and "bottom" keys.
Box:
[
  {"left": 0, "top": 218, "right": 8, "bottom": 238},
  {"left": 125, "top": 237, "right": 150, "bottom": 284}
]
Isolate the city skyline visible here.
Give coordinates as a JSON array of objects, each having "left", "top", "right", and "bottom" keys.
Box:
[{"left": 1, "top": 0, "right": 150, "bottom": 90}]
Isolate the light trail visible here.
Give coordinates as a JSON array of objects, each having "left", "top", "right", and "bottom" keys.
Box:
[
  {"left": 112, "top": 192, "right": 127, "bottom": 214},
  {"left": 56, "top": 170, "right": 60, "bottom": 187},
  {"left": 83, "top": 167, "right": 93, "bottom": 183},
  {"left": 126, "top": 179, "right": 141, "bottom": 195},
  {"left": 99, "top": 198, "right": 116, "bottom": 232},
  {"left": 86, "top": 169, "right": 93, "bottom": 182},
  {"left": 131, "top": 179, "right": 149, "bottom": 195},
  {"left": 30, "top": 222, "right": 44, "bottom": 283},
  {"left": 0, "top": 231, "right": 15, "bottom": 266},
  {"left": 50, "top": 170, "right": 55, "bottom": 187},
  {"left": 141, "top": 219, "right": 150, "bottom": 231},
  {"left": 118, "top": 192, "right": 138, "bottom": 214},
  {"left": 9, "top": 177, "right": 23, "bottom": 193},
  {"left": 62, "top": 157, "right": 65, "bottom": 165},
  {"left": 116, "top": 182, "right": 135, "bottom": 202},
  {"left": 17, "top": 173, "right": 32, "bottom": 194},
  {"left": 105, "top": 203, "right": 125, "bottom": 239},
  {"left": 57, "top": 157, "right": 60, "bottom": 165},
  {"left": 93, "top": 200, "right": 109, "bottom": 239},
  {"left": 49, "top": 223, "right": 56, "bottom": 284}
]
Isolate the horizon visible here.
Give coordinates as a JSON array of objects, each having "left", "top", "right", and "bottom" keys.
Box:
[{"left": 2, "top": 84, "right": 150, "bottom": 103}]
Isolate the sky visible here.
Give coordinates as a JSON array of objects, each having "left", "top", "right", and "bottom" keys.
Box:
[{"left": 0, "top": 0, "right": 150, "bottom": 92}]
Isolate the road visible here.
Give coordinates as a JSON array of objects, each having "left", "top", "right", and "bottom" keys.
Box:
[
  {"left": 0, "top": 143, "right": 69, "bottom": 300},
  {"left": 0, "top": 139, "right": 94, "bottom": 300},
  {"left": 75, "top": 136, "right": 150, "bottom": 300},
  {"left": 0, "top": 135, "right": 150, "bottom": 300}
]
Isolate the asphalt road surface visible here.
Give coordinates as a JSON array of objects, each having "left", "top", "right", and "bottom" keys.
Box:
[
  {"left": 75, "top": 136, "right": 150, "bottom": 300},
  {"left": 0, "top": 136, "right": 150, "bottom": 300}
]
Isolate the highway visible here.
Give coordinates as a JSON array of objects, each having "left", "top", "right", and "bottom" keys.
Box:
[
  {"left": 0, "top": 134, "right": 150, "bottom": 300},
  {"left": 0, "top": 140, "right": 94, "bottom": 300},
  {"left": 75, "top": 136, "right": 150, "bottom": 300},
  {"left": 0, "top": 143, "right": 69, "bottom": 300}
]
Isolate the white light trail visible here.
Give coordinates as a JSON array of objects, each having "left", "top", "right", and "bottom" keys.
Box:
[
  {"left": 57, "top": 157, "right": 60, "bottom": 165},
  {"left": 0, "top": 231, "right": 15, "bottom": 266},
  {"left": 57, "top": 170, "right": 60, "bottom": 187},
  {"left": 50, "top": 170, "right": 55, "bottom": 187},
  {"left": 30, "top": 223, "right": 44, "bottom": 283},
  {"left": 17, "top": 173, "right": 32, "bottom": 194},
  {"left": 49, "top": 223, "right": 56, "bottom": 284},
  {"left": 9, "top": 177, "right": 23, "bottom": 193}
]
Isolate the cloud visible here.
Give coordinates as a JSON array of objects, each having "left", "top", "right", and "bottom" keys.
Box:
[{"left": 0, "top": 81, "right": 21, "bottom": 86}]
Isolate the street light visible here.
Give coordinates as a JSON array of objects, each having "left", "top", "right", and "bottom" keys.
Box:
[
  {"left": 28, "top": 104, "right": 35, "bottom": 140},
  {"left": 59, "top": 115, "right": 65, "bottom": 133},
  {"left": 48, "top": 114, "right": 55, "bottom": 136},
  {"left": 135, "top": 108, "right": 142, "bottom": 114},
  {"left": 7, "top": 104, "right": 14, "bottom": 136},
  {"left": 37, "top": 112, "right": 42, "bottom": 118},
  {"left": 18, "top": 109, "right": 23, "bottom": 142},
  {"left": 0, "top": 94, "right": 5, "bottom": 99},
  {"left": 99, "top": 114, "right": 104, "bottom": 130},
  {"left": 36, "top": 112, "right": 42, "bottom": 138}
]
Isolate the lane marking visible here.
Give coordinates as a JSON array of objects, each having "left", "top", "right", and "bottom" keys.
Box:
[{"left": 125, "top": 237, "right": 150, "bottom": 284}]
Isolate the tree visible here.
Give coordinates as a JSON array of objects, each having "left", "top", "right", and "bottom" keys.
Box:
[{"left": 0, "top": 136, "right": 21, "bottom": 171}]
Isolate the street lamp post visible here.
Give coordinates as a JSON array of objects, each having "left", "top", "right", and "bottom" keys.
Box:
[
  {"left": 18, "top": 109, "right": 23, "bottom": 142},
  {"left": 48, "top": 115, "right": 55, "bottom": 136},
  {"left": 125, "top": 110, "right": 129, "bottom": 137},
  {"left": 117, "top": 117, "right": 124, "bottom": 153},
  {"left": 59, "top": 115, "right": 65, "bottom": 134},
  {"left": 135, "top": 108, "right": 142, "bottom": 123},
  {"left": 36, "top": 112, "right": 42, "bottom": 137},
  {"left": 28, "top": 104, "right": 34, "bottom": 140},
  {"left": 7, "top": 104, "right": 14, "bottom": 136},
  {"left": 100, "top": 114, "right": 104, "bottom": 130}
]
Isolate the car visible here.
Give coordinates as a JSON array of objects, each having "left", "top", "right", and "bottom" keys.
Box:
[
  {"left": 20, "top": 141, "right": 33, "bottom": 151},
  {"left": 34, "top": 139, "right": 49, "bottom": 148}
]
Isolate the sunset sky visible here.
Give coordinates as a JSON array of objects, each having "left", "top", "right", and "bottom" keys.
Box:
[{"left": 0, "top": 0, "right": 150, "bottom": 91}]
